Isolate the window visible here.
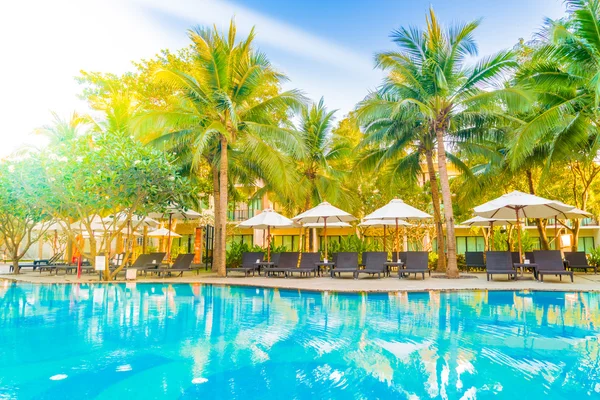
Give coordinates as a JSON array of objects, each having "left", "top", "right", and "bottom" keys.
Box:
[
  {"left": 578, "top": 237, "right": 595, "bottom": 253},
  {"left": 319, "top": 236, "right": 341, "bottom": 251},
  {"left": 273, "top": 235, "right": 300, "bottom": 251},
  {"left": 227, "top": 235, "right": 253, "bottom": 249},
  {"left": 456, "top": 236, "right": 485, "bottom": 254}
]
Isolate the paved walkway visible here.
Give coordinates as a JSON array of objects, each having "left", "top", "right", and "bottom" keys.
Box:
[{"left": 1, "top": 264, "right": 598, "bottom": 293}]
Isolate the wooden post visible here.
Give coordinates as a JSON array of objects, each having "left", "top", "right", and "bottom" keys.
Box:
[{"left": 194, "top": 226, "right": 203, "bottom": 264}]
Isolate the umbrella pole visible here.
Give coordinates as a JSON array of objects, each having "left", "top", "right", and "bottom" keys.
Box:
[
  {"left": 383, "top": 225, "right": 387, "bottom": 254},
  {"left": 167, "top": 214, "right": 173, "bottom": 261},
  {"left": 516, "top": 209, "right": 523, "bottom": 263},
  {"left": 489, "top": 222, "right": 494, "bottom": 251},
  {"left": 267, "top": 225, "right": 271, "bottom": 262},
  {"left": 324, "top": 217, "right": 328, "bottom": 261},
  {"left": 395, "top": 218, "right": 399, "bottom": 261},
  {"left": 555, "top": 217, "right": 558, "bottom": 250}
]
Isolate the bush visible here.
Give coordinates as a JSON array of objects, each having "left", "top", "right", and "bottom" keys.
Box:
[
  {"left": 327, "top": 234, "right": 379, "bottom": 260},
  {"left": 226, "top": 241, "right": 264, "bottom": 268},
  {"left": 588, "top": 247, "right": 600, "bottom": 268}
]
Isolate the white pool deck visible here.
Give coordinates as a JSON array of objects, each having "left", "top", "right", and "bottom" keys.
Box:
[{"left": 1, "top": 263, "right": 599, "bottom": 293}]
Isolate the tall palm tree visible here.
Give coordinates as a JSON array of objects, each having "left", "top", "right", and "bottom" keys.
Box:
[
  {"left": 374, "top": 8, "right": 518, "bottom": 277},
  {"left": 357, "top": 94, "right": 471, "bottom": 271},
  {"left": 145, "top": 21, "right": 305, "bottom": 276},
  {"left": 295, "top": 98, "right": 355, "bottom": 210},
  {"left": 506, "top": 0, "right": 600, "bottom": 250}
]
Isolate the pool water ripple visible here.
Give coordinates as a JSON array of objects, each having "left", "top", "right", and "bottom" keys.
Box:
[{"left": 2, "top": 284, "right": 600, "bottom": 399}]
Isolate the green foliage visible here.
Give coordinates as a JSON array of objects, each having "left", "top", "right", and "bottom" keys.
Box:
[
  {"left": 492, "top": 228, "right": 538, "bottom": 252},
  {"left": 226, "top": 241, "right": 264, "bottom": 268},
  {"left": 326, "top": 235, "right": 379, "bottom": 259},
  {"left": 587, "top": 247, "right": 600, "bottom": 268},
  {"left": 0, "top": 158, "right": 51, "bottom": 271}
]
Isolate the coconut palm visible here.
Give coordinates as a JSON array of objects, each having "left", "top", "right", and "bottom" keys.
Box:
[
  {"left": 374, "top": 8, "right": 518, "bottom": 277},
  {"left": 357, "top": 94, "right": 470, "bottom": 272},
  {"left": 503, "top": 0, "right": 600, "bottom": 250},
  {"left": 143, "top": 21, "right": 305, "bottom": 276}
]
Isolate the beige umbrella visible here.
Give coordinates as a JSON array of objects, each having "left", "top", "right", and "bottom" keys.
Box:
[
  {"left": 363, "top": 199, "right": 431, "bottom": 260},
  {"left": 474, "top": 191, "right": 575, "bottom": 260},
  {"left": 293, "top": 202, "right": 356, "bottom": 260},
  {"left": 237, "top": 209, "right": 297, "bottom": 261}
]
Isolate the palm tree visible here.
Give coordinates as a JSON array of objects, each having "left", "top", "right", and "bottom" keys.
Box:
[
  {"left": 145, "top": 21, "right": 305, "bottom": 276},
  {"left": 357, "top": 94, "right": 471, "bottom": 271},
  {"left": 505, "top": 0, "right": 600, "bottom": 250},
  {"left": 374, "top": 8, "right": 518, "bottom": 277}
]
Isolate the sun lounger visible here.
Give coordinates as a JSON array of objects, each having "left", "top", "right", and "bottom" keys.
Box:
[
  {"left": 354, "top": 252, "right": 387, "bottom": 279},
  {"left": 465, "top": 251, "right": 485, "bottom": 272},
  {"left": 485, "top": 251, "right": 517, "bottom": 281},
  {"left": 524, "top": 251, "right": 535, "bottom": 263},
  {"left": 226, "top": 252, "right": 264, "bottom": 277},
  {"left": 13, "top": 252, "right": 63, "bottom": 272},
  {"left": 534, "top": 250, "right": 573, "bottom": 282},
  {"left": 400, "top": 251, "right": 431, "bottom": 279},
  {"left": 157, "top": 253, "right": 195, "bottom": 277},
  {"left": 330, "top": 252, "right": 359, "bottom": 278},
  {"left": 564, "top": 251, "right": 597, "bottom": 274},
  {"left": 265, "top": 252, "right": 299, "bottom": 277},
  {"left": 133, "top": 253, "right": 167, "bottom": 276},
  {"left": 286, "top": 252, "right": 320, "bottom": 277}
]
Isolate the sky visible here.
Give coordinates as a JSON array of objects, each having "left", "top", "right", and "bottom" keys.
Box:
[{"left": 0, "top": 0, "right": 566, "bottom": 156}]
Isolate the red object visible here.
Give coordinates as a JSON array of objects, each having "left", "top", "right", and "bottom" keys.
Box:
[{"left": 77, "top": 256, "right": 82, "bottom": 279}]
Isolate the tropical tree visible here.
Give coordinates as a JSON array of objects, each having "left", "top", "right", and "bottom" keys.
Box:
[
  {"left": 508, "top": 0, "right": 600, "bottom": 250},
  {"left": 0, "top": 158, "right": 51, "bottom": 274},
  {"left": 374, "top": 8, "right": 518, "bottom": 277},
  {"left": 143, "top": 21, "right": 305, "bottom": 276},
  {"left": 357, "top": 94, "right": 466, "bottom": 271}
]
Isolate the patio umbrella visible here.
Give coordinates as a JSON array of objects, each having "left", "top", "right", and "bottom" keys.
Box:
[
  {"left": 547, "top": 203, "right": 592, "bottom": 248},
  {"left": 148, "top": 204, "right": 201, "bottom": 260},
  {"left": 293, "top": 202, "right": 356, "bottom": 260},
  {"left": 359, "top": 219, "right": 412, "bottom": 252},
  {"left": 473, "top": 190, "right": 575, "bottom": 260},
  {"left": 103, "top": 213, "right": 160, "bottom": 256},
  {"left": 363, "top": 199, "right": 431, "bottom": 260},
  {"left": 460, "top": 216, "right": 516, "bottom": 250},
  {"left": 237, "top": 209, "right": 297, "bottom": 261},
  {"left": 147, "top": 228, "right": 182, "bottom": 238}
]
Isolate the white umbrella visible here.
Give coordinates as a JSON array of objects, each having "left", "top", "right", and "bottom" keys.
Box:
[
  {"left": 544, "top": 202, "right": 592, "bottom": 248},
  {"left": 303, "top": 221, "right": 352, "bottom": 228},
  {"left": 363, "top": 199, "right": 431, "bottom": 259},
  {"left": 148, "top": 227, "right": 182, "bottom": 238},
  {"left": 474, "top": 190, "right": 575, "bottom": 260},
  {"left": 237, "top": 209, "right": 297, "bottom": 261},
  {"left": 460, "top": 216, "right": 516, "bottom": 251},
  {"left": 359, "top": 219, "right": 412, "bottom": 252},
  {"left": 293, "top": 202, "right": 356, "bottom": 259},
  {"left": 148, "top": 204, "right": 201, "bottom": 260}
]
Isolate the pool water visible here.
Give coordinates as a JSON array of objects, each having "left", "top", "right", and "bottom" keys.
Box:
[{"left": 1, "top": 283, "right": 599, "bottom": 399}]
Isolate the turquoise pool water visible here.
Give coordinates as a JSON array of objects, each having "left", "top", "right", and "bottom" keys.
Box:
[{"left": 1, "top": 283, "right": 599, "bottom": 399}]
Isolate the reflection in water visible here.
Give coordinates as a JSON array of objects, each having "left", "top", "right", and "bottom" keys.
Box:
[{"left": 1, "top": 283, "right": 600, "bottom": 399}]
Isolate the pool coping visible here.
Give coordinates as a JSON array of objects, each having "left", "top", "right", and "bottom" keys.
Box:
[{"left": 2, "top": 272, "right": 600, "bottom": 294}]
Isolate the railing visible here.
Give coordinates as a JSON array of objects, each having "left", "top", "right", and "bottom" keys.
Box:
[{"left": 227, "top": 209, "right": 258, "bottom": 222}]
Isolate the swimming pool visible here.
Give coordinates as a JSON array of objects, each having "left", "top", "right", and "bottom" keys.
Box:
[{"left": 0, "top": 283, "right": 599, "bottom": 399}]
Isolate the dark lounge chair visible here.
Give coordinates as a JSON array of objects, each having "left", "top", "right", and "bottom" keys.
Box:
[
  {"left": 354, "top": 252, "right": 388, "bottom": 279},
  {"left": 265, "top": 252, "right": 299, "bottom": 277},
  {"left": 392, "top": 252, "right": 408, "bottom": 263},
  {"left": 286, "top": 252, "right": 320, "bottom": 277},
  {"left": 524, "top": 251, "right": 535, "bottom": 263},
  {"left": 226, "top": 252, "right": 264, "bottom": 277},
  {"left": 135, "top": 252, "right": 167, "bottom": 276},
  {"left": 534, "top": 250, "right": 573, "bottom": 282},
  {"left": 465, "top": 251, "right": 485, "bottom": 272},
  {"left": 158, "top": 253, "right": 196, "bottom": 277},
  {"left": 400, "top": 251, "right": 431, "bottom": 279},
  {"left": 330, "top": 252, "right": 359, "bottom": 278},
  {"left": 511, "top": 252, "right": 521, "bottom": 265},
  {"left": 564, "top": 251, "right": 597, "bottom": 274},
  {"left": 13, "top": 252, "right": 63, "bottom": 272},
  {"left": 485, "top": 251, "right": 517, "bottom": 281}
]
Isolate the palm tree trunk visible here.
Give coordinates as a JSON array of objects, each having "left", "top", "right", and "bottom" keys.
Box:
[
  {"left": 212, "top": 165, "right": 220, "bottom": 273},
  {"left": 216, "top": 136, "right": 228, "bottom": 277},
  {"left": 525, "top": 169, "right": 550, "bottom": 250},
  {"left": 425, "top": 149, "right": 446, "bottom": 272},
  {"left": 435, "top": 127, "right": 458, "bottom": 278}
]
